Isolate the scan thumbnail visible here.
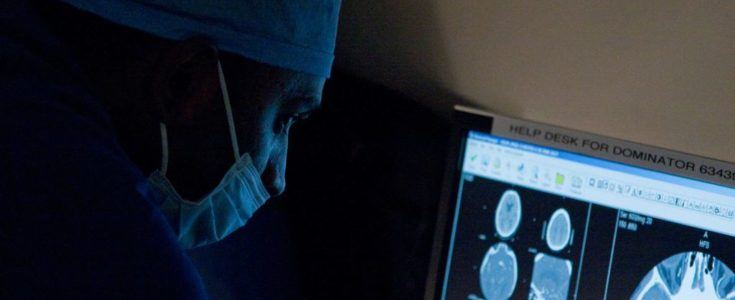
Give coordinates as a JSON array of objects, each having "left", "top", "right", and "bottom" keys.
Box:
[
  {"left": 495, "top": 190, "right": 522, "bottom": 239},
  {"left": 479, "top": 242, "right": 518, "bottom": 300},
  {"left": 546, "top": 208, "right": 571, "bottom": 252},
  {"left": 529, "top": 253, "right": 573, "bottom": 300}
]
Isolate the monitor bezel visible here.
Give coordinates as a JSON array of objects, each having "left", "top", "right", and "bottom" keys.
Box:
[
  {"left": 423, "top": 107, "right": 495, "bottom": 300},
  {"left": 424, "top": 105, "right": 735, "bottom": 300}
]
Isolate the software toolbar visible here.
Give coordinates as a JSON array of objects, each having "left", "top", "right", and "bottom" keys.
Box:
[{"left": 463, "top": 136, "right": 735, "bottom": 236}]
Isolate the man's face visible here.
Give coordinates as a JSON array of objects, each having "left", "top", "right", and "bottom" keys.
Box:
[
  {"left": 162, "top": 51, "right": 324, "bottom": 200},
  {"left": 222, "top": 53, "right": 324, "bottom": 196}
]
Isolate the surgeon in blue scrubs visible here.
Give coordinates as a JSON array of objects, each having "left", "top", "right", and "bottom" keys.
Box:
[{"left": 1, "top": 0, "right": 340, "bottom": 298}]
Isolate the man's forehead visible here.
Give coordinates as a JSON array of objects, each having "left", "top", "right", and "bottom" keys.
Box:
[
  {"left": 224, "top": 53, "right": 324, "bottom": 98},
  {"left": 234, "top": 64, "right": 324, "bottom": 113},
  {"left": 282, "top": 70, "right": 325, "bottom": 102}
]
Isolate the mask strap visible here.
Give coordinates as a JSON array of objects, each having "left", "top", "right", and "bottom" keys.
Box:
[
  {"left": 159, "top": 122, "right": 169, "bottom": 175},
  {"left": 217, "top": 58, "right": 241, "bottom": 162},
  {"left": 157, "top": 56, "right": 239, "bottom": 176}
]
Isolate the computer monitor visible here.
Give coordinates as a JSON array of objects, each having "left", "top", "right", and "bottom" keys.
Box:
[{"left": 425, "top": 106, "right": 735, "bottom": 300}]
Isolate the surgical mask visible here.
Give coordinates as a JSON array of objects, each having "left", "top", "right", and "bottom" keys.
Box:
[{"left": 148, "top": 58, "right": 271, "bottom": 249}]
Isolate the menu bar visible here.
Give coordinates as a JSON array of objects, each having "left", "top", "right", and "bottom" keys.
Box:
[{"left": 463, "top": 135, "right": 735, "bottom": 237}]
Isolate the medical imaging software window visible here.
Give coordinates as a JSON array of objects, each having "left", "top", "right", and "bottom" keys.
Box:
[{"left": 440, "top": 132, "right": 735, "bottom": 300}]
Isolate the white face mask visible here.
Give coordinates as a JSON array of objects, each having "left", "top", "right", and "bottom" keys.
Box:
[{"left": 148, "top": 58, "right": 271, "bottom": 249}]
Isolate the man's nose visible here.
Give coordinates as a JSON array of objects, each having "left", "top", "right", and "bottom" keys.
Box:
[{"left": 262, "top": 164, "right": 285, "bottom": 196}]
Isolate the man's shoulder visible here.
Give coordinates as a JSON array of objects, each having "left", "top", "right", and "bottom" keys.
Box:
[
  {"left": 0, "top": 32, "right": 110, "bottom": 123},
  {"left": 0, "top": 35, "right": 156, "bottom": 218},
  {"left": 0, "top": 41, "right": 209, "bottom": 300},
  {"left": 0, "top": 6, "right": 208, "bottom": 299}
]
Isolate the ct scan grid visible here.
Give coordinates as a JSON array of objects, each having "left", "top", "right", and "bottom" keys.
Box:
[{"left": 441, "top": 132, "right": 735, "bottom": 300}]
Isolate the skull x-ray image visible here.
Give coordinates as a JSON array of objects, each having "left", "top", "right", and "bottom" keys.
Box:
[
  {"left": 631, "top": 251, "right": 735, "bottom": 300},
  {"left": 546, "top": 208, "right": 571, "bottom": 252},
  {"left": 529, "top": 253, "right": 573, "bottom": 300},
  {"left": 495, "top": 190, "right": 522, "bottom": 239},
  {"left": 479, "top": 242, "right": 518, "bottom": 300}
]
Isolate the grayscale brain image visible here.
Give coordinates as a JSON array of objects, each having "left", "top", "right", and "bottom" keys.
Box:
[
  {"left": 442, "top": 176, "right": 588, "bottom": 300},
  {"left": 529, "top": 253, "right": 573, "bottom": 300},
  {"left": 546, "top": 209, "right": 571, "bottom": 252},
  {"left": 601, "top": 210, "right": 735, "bottom": 300},
  {"left": 495, "top": 190, "right": 522, "bottom": 239},
  {"left": 630, "top": 252, "right": 735, "bottom": 300},
  {"left": 479, "top": 242, "right": 518, "bottom": 300}
]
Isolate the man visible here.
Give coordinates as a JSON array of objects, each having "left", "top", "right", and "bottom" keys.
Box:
[{"left": 1, "top": 0, "right": 340, "bottom": 298}]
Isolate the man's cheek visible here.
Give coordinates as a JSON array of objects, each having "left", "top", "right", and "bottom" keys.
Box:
[
  {"left": 245, "top": 123, "right": 273, "bottom": 175},
  {"left": 238, "top": 104, "right": 278, "bottom": 174}
]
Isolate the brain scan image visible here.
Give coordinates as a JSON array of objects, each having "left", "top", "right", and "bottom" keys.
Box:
[
  {"left": 529, "top": 253, "right": 573, "bottom": 300},
  {"left": 479, "top": 242, "right": 518, "bottom": 300},
  {"left": 495, "top": 190, "right": 522, "bottom": 239},
  {"left": 631, "top": 251, "right": 735, "bottom": 300},
  {"left": 545, "top": 208, "right": 571, "bottom": 252}
]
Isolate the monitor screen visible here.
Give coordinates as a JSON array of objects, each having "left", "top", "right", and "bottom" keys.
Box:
[{"left": 439, "top": 130, "right": 735, "bottom": 300}]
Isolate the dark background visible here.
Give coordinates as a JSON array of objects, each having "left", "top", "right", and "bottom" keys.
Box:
[{"left": 188, "top": 70, "right": 452, "bottom": 300}]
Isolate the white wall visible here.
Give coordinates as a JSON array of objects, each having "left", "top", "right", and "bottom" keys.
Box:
[{"left": 335, "top": 1, "right": 735, "bottom": 162}]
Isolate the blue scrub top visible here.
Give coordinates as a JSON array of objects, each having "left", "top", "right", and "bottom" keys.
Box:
[{"left": 0, "top": 2, "right": 208, "bottom": 299}]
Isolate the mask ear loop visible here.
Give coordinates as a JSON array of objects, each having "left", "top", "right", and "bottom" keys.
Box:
[
  {"left": 216, "top": 55, "right": 241, "bottom": 162},
  {"left": 158, "top": 51, "right": 240, "bottom": 177},
  {"left": 160, "top": 122, "right": 169, "bottom": 175}
]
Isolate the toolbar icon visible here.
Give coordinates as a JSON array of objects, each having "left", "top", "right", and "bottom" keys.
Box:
[
  {"left": 571, "top": 176, "right": 582, "bottom": 188},
  {"left": 493, "top": 158, "right": 501, "bottom": 169},
  {"left": 481, "top": 155, "right": 490, "bottom": 167},
  {"left": 555, "top": 173, "right": 565, "bottom": 185}
]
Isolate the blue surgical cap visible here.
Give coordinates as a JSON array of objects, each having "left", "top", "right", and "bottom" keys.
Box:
[{"left": 59, "top": 0, "right": 341, "bottom": 77}]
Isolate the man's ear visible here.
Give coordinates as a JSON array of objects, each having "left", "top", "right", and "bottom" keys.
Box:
[{"left": 151, "top": 39, "right": 220, "bottom": 126}]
